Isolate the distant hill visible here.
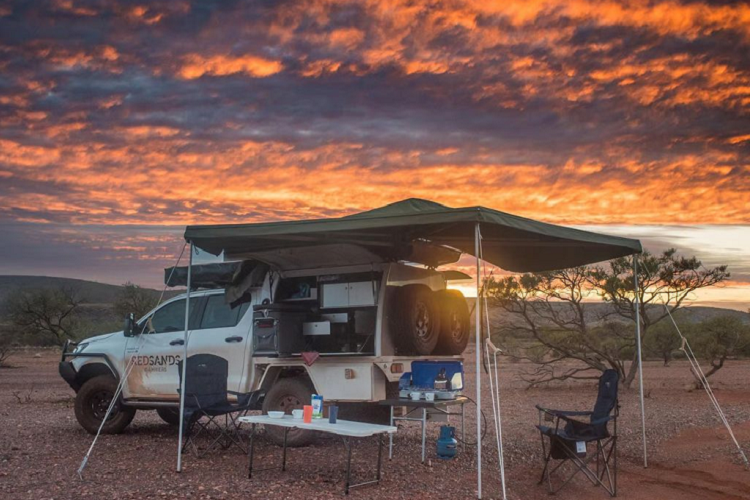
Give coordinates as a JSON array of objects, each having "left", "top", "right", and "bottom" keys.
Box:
[
  {"left": 0, "top": 276, "right": 157, "bottom": 305},
  {"left": 0, "top": 276, "right": 179, "bottom": 338},
  {"left": 468, "top": 298, "right": 749, "bottom": 327},
  {"left": 669, "top": 306, "right": 750, "bottom": 324}
]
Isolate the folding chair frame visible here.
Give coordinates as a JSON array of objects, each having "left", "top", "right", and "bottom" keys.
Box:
[
  {"left": 537, "top": 405, "right": 619, "bottom": 497},
  {"left": 182, "top": 393, "right": 263, "bottom": 458}
]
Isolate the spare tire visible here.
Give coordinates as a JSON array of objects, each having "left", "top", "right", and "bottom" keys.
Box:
[
  {"left": 390, "top": 285, "right": 441, "bottom": 355},
  {"left": 433, "top": 289, "right": 471, "bottom": 355}
]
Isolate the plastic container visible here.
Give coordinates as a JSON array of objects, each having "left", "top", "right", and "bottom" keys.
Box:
[
  {"left": 303, "top": 405, "right": 313, "bottom": 423},
  {"left": 292, "top": 409, "right": 304, "bottom": 419},
  {"left": 311, "top": 394, "right": 324, "bottom": 419},
  {"left": 328, "top": 405, "right": 338, "bottom": 424}
]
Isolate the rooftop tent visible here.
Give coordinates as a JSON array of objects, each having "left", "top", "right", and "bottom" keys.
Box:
[
  {"left": 184, "top": 198, "right": 642, "bottom": 272},
  {"left": 165, "top": 260, "right": 269, "bottom": 306}
]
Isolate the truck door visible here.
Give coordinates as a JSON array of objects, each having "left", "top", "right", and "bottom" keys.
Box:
[
  {"left": 186, "top": 292, "right": 253, "bottom": 393},
  {"left": 124, "top": 297, "right": 203, "bottom": 400}
]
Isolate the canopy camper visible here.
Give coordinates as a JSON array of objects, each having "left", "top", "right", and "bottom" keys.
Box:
[{"left": 175, "top": 198, "right": 645, "bottom": 495}]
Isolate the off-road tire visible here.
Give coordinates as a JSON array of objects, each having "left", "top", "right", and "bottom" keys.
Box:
[
  {"left": 433, "top": 289, "right": 471, "bottom": 355},
  {"left": 156, "top": 407, "right": 180, "bottom": 425},
  {"left": 390, "top": 285, "right": 441, "bottom": 355},
  {"left": 74, "top": 375, "right": 136, "bottom": 435},
  {"left": 262, "top": 377, "right": 315, "bottom": 447}
]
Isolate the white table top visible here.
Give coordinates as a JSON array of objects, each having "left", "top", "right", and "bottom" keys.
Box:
[{"left": 238, "top": 415, "right": 397, "bottom": 438}]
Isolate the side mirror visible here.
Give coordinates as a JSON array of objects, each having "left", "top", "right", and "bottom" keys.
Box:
[{"left": 123, "top": 313, "right": 136, "bottom": 337}]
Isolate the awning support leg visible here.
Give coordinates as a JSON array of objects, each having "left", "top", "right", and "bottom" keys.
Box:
[
  {"left": 176, "top": 242, "right": 193, "bottom": 472},
  {"left": 475, "top": 222, "right": 482, "bottom": 498},
  {"left": 633, "top": 255, "right": 648, "bottom": 468}
]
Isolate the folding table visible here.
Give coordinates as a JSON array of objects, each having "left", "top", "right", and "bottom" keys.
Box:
[
  {"left": 239, "top": 415, "right": 396, "bottom": 495},
  {"left": 379, "top": 396, "right": 468, "bottom": 463}
]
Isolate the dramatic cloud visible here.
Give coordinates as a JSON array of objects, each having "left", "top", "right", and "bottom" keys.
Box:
[{"left": 0, "top": 0, "right": 748, "bottom": 305}]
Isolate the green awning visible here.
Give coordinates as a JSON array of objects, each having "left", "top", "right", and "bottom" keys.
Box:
[{"left": 184, "top": 198, "right": 642, "bottom": 272}]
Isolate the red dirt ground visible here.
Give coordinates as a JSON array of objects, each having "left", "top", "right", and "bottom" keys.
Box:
[{"left": 1, "top": 348, "right": 749, "bottom": 499}]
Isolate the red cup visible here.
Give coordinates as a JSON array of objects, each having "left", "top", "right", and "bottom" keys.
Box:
[{"left": 303, "top": 405, "right": 313, "bottom": 423}]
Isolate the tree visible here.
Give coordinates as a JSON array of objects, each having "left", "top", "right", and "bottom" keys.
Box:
[
  {"left": 590, "top": 249, "right": 730, "bottom": 387},
  {"left": 487, "top": 249, "right": 729, "bottom": 388},
  {"left": 4, "top": 287, "right": 82, "bottom": 346},
  {"left": 0, "top": 330, "right": 17, "bottom": 367},
  {"left": 487, "top": 266, "right": 629, "bottom": 385},
  {"left": 643, "top": 318, "right": 686, "bottom": 366},
  {"left": 687, "top": 315, "right": 750, "bottom": 386},
  {"left": 113, "top": 282, "right": 158, "bottom": 321}
]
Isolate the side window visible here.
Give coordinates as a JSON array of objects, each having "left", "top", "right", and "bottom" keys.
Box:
[
  {"left": 147, "top": 299, "right": 203, "bottom": 334},
  {"left": 200, "top": 295, "right": 251, "bottom": 329},
  {"left": 150, "top": 299, "right": 186, "bottom": 333}
]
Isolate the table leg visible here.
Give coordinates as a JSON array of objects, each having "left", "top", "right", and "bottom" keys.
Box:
[
  {"left": 247, "top": 423, "right": 256, "bottom": 479},
  {"left": 388, "top": 405, "right": 394, "bottom": 460},
  {"left": 461, "top": 403, "right": 466, "bottom": 451},
  {"left": 421, "top": 408, "right": 427, "bottom": 464},
  {"left": 377, "top": 434, "right": 383, "bottom": 481},
  {"left": 344, "top": 437, "right": 352, "bottom": 495},
  {"left": 282, "top": 427, "right": 288, "bottom": 472}
]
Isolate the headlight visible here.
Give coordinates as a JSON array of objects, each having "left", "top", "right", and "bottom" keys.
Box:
[{"left": 74, "top": 342, "right": 89, "bottom": 353}]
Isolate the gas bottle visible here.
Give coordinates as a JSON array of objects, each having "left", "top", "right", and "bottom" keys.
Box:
[{"left": 436, "top": 425, "right": 457, "bottom": 459}]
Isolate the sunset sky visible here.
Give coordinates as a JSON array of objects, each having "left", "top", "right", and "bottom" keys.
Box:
[{"left": 0, "top": 0, "right": 748, "bottom": 309}]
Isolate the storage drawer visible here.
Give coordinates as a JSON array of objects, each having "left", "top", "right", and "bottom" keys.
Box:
[{"left": 303, "top": 321, "right": 331, "bottom": 336}]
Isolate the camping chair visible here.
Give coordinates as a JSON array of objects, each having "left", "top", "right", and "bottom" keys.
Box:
[
  {"left": 178, "top": 353, "right": 264, "bottom": 457},
  {"left": 535, "top": 369, "right": 619, "bottom": 497}
]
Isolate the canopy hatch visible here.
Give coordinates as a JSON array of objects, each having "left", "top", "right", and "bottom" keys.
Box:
[{"left": 184, "top": 198, "right": 641, "bottom": 272}]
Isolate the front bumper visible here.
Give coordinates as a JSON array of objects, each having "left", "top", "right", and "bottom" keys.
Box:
[{"left": 59, "top": 360, "right": 80, "bottom": 391}]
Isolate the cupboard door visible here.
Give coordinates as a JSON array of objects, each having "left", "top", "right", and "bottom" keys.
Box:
[
  {"left": 347, "top": 281, "right": 376, "bottom": 307},
  {"left": 321, "top": 283, "right": 349, "bottom": 308}
]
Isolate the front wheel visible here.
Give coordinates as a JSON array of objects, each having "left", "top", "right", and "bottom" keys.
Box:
[{"left": 74, "top": 375, "right": 136, "bottom": 435}]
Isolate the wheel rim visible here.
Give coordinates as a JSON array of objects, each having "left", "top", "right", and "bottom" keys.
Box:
[
  {"left": 90, "top": 389, "right": 118, "bottom": 421},
  {"left": 449, "top": 310, "right": 463, "bottom": 341},
  {"left": 414, "top": 301, "right": 432, "bottom": 340},
  {"left": 272, "top": 394, "right": 306, "bottom": 438},
  {"left": 276, "top": 394, "right": 303, "bottom": 412}
]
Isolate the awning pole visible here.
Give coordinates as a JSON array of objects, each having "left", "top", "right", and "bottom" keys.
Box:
[
  {"left": 633, "top": 255, "right": 648, "bottom": 468},
  {"left": 176, "top": 242, "right": 193, "bottom": 473},
  {"left": 475, "top": 222, "right": 482, "bottom": 498}
]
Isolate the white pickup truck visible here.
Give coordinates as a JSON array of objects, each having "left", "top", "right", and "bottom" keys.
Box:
[{"left": 60, "top": 261, "right": 469, "bottom": 446}]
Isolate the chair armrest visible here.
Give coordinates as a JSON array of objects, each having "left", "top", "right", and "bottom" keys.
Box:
[
  {"left": 536, "top": 405, "right": 593, "bottom": 417},
  {"left": 227, "top": 390, "right": 265, "bottom": 407},
  {"left": 590, "top": 415, "right": 615, "bottom": 426}
]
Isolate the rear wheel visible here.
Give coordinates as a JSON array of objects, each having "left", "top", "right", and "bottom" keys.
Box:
[
  {"left": 156, "top": 407, "right": 180, "bottom": 425},
  {"left": 262, "top": 377, "right": 315, "bottom": 447},
  {"left": 390, "top": 285, "right": 441, "bottom": 355},
  {"left": 434, "top": 289, "right": 471, "bottom": 355},
  {"left": 74, "top": 375, "right": 136, "bottom": 435}
]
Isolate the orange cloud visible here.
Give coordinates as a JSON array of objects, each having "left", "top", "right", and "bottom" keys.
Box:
[
  {"left": 178, "top": 54, "right": 284, "bottom": 79},
  {"left": 1, "top": 135, "right": 747, "bottom": 226}
]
